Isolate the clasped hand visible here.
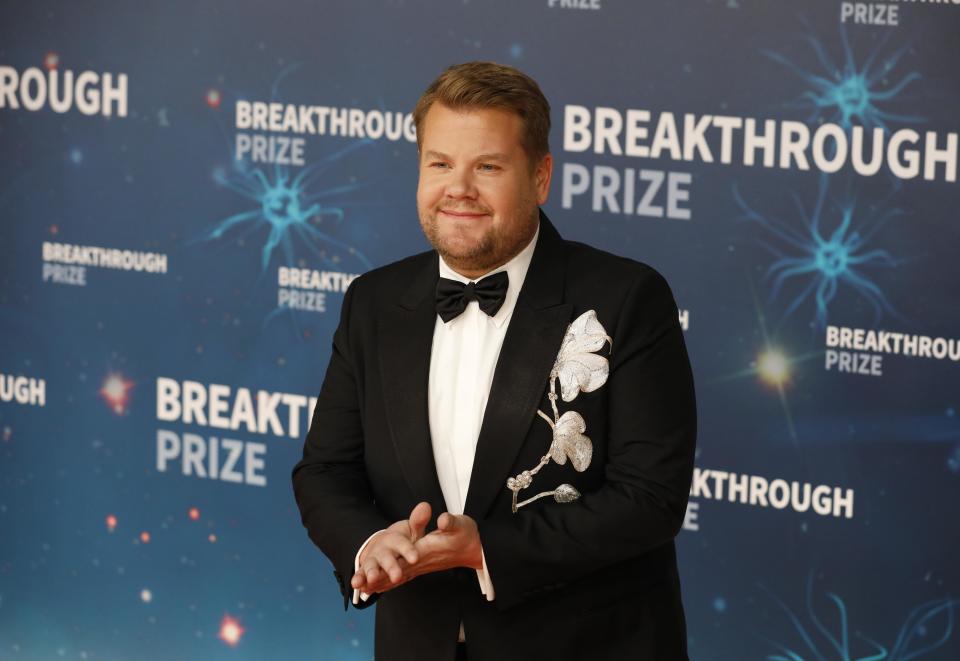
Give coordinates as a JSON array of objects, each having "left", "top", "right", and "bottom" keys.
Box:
[{"left": 351, "top": 502, "right": 483, "bottom": 596}]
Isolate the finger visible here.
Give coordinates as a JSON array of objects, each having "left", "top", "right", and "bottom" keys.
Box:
[
  {"left": 411, "top": 532, "right": 454, "bottom": 574},
  {"left": 364, "top": 576, "right": 388, "bottom": 594},
  {"left": 367, "top": 531, "right": 417, "bottom": 563},
  {"left": 388, "top": 535, "right": 419, "bottom": 565},
  {"left": 377, "top": 551, "right": 404, "bottom": 584},
  {"left": 363, "top": 559, "right": 383, "bottom": 586},
  {"left": 368, "top": 559, "right": 406, "bottom": 593},
  {"left": 408, "top": 501, "right": 432, "bottom": 541},
  {"left": 351, "top": 571, "right": 367, "bottom": 590},
  {"left": 414, "top": 529, "right": 450, "bottom": 555},
  {"left": 399, "top": 557, "right": 420, "bottom": 581}
]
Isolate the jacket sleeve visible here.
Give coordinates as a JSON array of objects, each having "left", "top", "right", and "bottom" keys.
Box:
[
  {"left": 476, "top": 269, "right": 696, "bottom": 610},
  {"left": 291, "top": 278, "right": 391, "bottom": 610}
]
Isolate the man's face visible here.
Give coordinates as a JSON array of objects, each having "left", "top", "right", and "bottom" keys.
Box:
[{"left": 416, "top": 103, "right": 552, "bottom": 278}]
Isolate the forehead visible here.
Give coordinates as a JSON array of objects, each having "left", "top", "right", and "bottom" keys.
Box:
[{"left": 420, "top": 103, "right": 525, "bottom": 153}]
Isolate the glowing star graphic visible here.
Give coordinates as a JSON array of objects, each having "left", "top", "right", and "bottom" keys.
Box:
[
  {"left": 105, "top": 514, "right": 117, "bottom": 532},
  {"left": 218, "top": 615, "right": 245, "bottom": 647},
  {"left": 43, "top": 51, "right": 59, "bottom": 70},
  {"left": 763, "top": 573, "right": 960, "bottom": 660},
  {"left": 746, "top": 341, "right": 800, "bottom": 441},
  {"left": 195, "top": 65, "right": 373, "bottom": 278},
  {"left": 140, "top": 589, "right": 152, "bottom": 603},
  {"left": 708, "top": 279, "right": 822, "bottom": 441},
  {"left": 205, "top": 88, "right": 221, "bottom": 109},
  {"left": 763, "top": 26, "right": 922, "bottom": 130},
  {"left": 99, "top": 373, "right": 134, "bottom": 415},
  {"left": 948, "top": 445, "right": 960, "bottom": 474},
  {"left": 208, "top": 534, "right": 218, "bottom": 543},
  {"left": 188, "top": 507, "right": 200, "bottom": 521},
  {"left": 734, "top": 176, "right": 902, "bottom": 329},
  {"left": 757, "top": 349, "right": 790, "bottom": 387},
  {"left": 140, "top": 531, "right": 151, "bottom": 544}
]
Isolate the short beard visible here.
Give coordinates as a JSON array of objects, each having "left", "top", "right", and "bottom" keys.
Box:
[
  {"left": 419, "top": 205, "right": 537, "bottom": 275},
  {"left": 420, "top": 213, "right": 499, "bottom": 271}
]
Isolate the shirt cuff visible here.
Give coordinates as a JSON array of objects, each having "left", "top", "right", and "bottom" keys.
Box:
[
  {"left": 475, "top": 547, "right": 495, "bottom": 601},
  {"left": 352, "top": 529, "right": 385, "bottom": 605}
]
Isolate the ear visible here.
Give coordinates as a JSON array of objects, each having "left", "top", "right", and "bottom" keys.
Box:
[{"left": 534, "top": 153, "right": 553, "bottom": 205}]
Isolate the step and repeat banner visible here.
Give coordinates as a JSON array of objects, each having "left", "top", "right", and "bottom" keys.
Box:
[{"left": 2, "top": 1, "right": 959, "bottom": 659}]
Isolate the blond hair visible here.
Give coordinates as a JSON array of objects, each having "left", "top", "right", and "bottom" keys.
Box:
[{"left": 413, "top": 61, "right": 551, "bottom": 163}]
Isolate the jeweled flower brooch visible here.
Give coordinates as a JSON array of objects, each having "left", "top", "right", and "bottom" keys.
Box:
[{"left": 507, "top": 310, "right": 612, "bottom": 512}]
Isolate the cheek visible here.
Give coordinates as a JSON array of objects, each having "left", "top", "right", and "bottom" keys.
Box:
[
  {"left": 417, "top": 178, "right": 442, "bottom": 208},
  {"left": 479, "top": 181, "right": 521, "bottom": 214},
  {"left": 415, "top": 184, "right": 430, "bottom": 211}
]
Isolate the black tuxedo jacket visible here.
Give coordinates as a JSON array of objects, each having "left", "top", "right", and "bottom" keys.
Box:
[{"left": 293, "top": 211, "right": 696, "bottom": 661}]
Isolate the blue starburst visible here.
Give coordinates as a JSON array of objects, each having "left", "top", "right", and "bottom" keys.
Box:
[
  {"left": 735, "top": 176, "right": 902, "bottom": 329},
  {"left": 762, "top": 573, "right": 960, "bottom": 661},
  {"left": 764, "top": 26, "right": 922, "bottom": 130}
]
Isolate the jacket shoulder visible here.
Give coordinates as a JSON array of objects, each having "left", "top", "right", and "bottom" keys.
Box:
[
  {"left": 562, "top": 238, "right": 672, "bottom": 294},
  {"left": 345, "top": 249, "right": 435, "bottom": 302}
]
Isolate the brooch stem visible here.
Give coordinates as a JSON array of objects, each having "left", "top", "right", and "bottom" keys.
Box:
[
  {"left": 536, "top": 409, "right": 555, "bottom": 427},
  {"left": 548, "top": 376, "right": 560, "bottom": 421},
  {"left": 516, "top": 484, "right": 582, "bottom": 510}
]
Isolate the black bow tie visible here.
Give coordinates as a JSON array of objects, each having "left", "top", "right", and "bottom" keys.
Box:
[{"left": 435, "top": 271, "right": 509, "bottom": 323}]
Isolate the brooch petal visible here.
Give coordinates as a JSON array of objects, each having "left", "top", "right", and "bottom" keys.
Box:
[
  {"left": 549, "top": 411, "right": 593, "bottom": 472},
  {"left": 556, "top": 352, "right": 609, "bottom": 402},
  {"left": 556, "top": 310, "right": 612, "bottom": 360}
]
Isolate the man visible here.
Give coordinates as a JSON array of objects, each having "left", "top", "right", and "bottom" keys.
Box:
[{"left": 292, "top": 61, "right": 696, "bottom": 660}]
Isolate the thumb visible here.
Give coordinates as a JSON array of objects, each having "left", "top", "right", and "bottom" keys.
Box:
[
  {"left": 408, "top": 501, "right": 432, "bottom": 541},
  {"left": 437, "top": 512, "right": 459, "bottom": 532}
]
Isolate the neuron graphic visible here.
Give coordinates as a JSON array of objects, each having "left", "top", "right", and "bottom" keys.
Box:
[
  {"left": 734, "top": 176, "right": 901, "bottom": 329},
  {"left": 200, "top": 151, "right": 373, "bottom": 273},
  {"left": 762, "top": 574, "right": 959, "bottom": 661},
  {"left": 196, "top": 63, "right": 373, "bottom": 274},
  {"left": 764, "top": 26, "right": 922, "bottom": 130}
]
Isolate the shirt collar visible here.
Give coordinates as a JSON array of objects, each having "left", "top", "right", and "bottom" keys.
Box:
[{"left": 437, "top": 221, "right": 540, "bottom": 329}]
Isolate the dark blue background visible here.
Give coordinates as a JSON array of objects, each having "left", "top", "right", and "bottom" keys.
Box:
[{"left": 2, "top": 1, "right": 959, "bottom": 659}]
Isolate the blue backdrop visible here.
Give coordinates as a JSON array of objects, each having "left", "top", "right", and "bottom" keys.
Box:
[{"left": 2, "top": 1, "right": 959, "bottom": 659}]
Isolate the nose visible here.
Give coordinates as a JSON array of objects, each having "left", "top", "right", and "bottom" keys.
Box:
[{"left": 444, "top": 166, "right": 478, "bottom": 200}]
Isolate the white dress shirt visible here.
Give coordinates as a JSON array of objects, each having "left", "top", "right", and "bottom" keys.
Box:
[{"left": 353, "top": 222, "right": 540, "bottom": 612}]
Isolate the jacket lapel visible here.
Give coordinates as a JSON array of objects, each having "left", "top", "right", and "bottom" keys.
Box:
[
  {"left": 464, "top": 213, "right": 573, "bottom": 520},
  {"left": 378, "top": 252, "right": 448, "bottom": 513}
]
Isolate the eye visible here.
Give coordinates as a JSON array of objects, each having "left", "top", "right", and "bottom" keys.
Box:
[
  {"left": 428, "top": 161, "right": 449, "bottom": 169},
  {"left": 478, "top": 163, "right": 500, "bottom": 172}
]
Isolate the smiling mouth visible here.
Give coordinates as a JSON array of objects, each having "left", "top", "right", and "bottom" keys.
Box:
[{"left": 439, "top": 209, "right": 489, "bottom": 218}]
